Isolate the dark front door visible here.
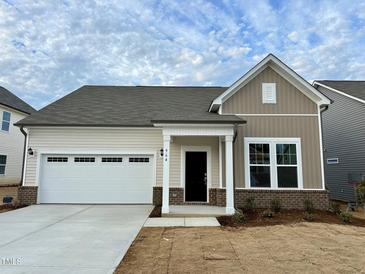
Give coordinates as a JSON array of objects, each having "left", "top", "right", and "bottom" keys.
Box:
[{"left": 185, "top": 151, "right": 207, "bottom": 202}]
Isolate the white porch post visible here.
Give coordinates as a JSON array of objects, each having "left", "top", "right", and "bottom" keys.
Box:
[
  {"left": 225, "top": 135, "right": 235, "bottom": 214},
  {"left": 162, "top": 135, "right": 171, "bottom": 214}
]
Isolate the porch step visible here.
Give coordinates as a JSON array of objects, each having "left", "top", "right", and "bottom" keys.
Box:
[{"left": 162, "top": 205, "right": 231, "bottom": 217}]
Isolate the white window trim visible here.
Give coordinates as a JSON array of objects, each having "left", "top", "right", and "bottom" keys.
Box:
[
  {"left": 327, "top": 158, "right": 339, "bottom": 165},
  {"left": 180, "top": 146, "right": 211, "bottom": 203},
  {"left": 262, "top": 83, "right": 277, "bottom": 104},
  {"left": 244, "top": 137, "right": 303, "bottom": 190},
  {"left": 0, "top": 154, "right": 7, "bottom": 176}
]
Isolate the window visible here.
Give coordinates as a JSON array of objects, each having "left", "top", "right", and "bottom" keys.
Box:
[
  {"left": 249, "top": 144, "right": 271, "bottom": 187},
  {"left": 47, "top": 157, "right": 68, "bottom": 162},
  {"left": 129, "top": 157, "right": 149, "bottom": 163},
  {"left": 1, "top": 111, "right": 11, "bottom": 131},
  {"left": 245, "top": 138, "right": 302, "bottom": 189},
  {"left": 262, "top": 83, "right": 276, "bottom": 104},
  {"left": 102, "top": 157, "right": 123, "bottom": 162},
  {"left": 74, "top": 157, "right": 95, "bottom": 163},
  {"left": 0, "top": 155, "right": 6, "bottom": 175},
  {"left": 327, "top": 158, "right": 339, "bottom": 165}
]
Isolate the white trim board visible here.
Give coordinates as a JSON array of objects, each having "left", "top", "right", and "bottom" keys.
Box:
[
  {"left": 313, "top": 81, "right": 365, "bottom": 105},
  {"left": 224, "top": 113, "right": 318, "bottom": 117},
  {"left": 180, "top": 146, "right": 212, "bottom": 203},
  {"left": 209, "top": 54, "right": 330, "bottom": 112}
]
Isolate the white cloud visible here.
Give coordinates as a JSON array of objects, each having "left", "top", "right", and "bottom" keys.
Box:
[{"left": 0, "top": 0, "right": 364, "bottom": 109}]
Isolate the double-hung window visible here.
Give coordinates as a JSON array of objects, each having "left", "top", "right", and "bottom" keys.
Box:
[
  {"left": 1, "top": 111, "right": 11, "bottom": 132},
  {"left": 245, "top": 138, "right": 303, "bottom": 189},
  {"left": 0, "top": 155, "right": 6, "bottom": 175}
]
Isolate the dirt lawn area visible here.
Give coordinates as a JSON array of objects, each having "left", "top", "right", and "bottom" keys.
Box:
[{"left": 116, "top": 223, "right": 365, "bottom": 273}]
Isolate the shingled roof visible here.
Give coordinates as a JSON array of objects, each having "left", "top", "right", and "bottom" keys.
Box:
[
  {"left": 315, "top": 81, "right": 365, "bottom": 101},
  {"left": 0, "top": 87, "right": 35, "bottom": 114},
  {"left": 16, "top": 86, "right": 245, "bottom": 127}
]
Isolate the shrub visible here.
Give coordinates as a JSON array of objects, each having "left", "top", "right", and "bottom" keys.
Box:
[
  {"left": 355, "top": 180, "right": 365, "bottom": 207},
  {"left": 243, "top": 197, "right": 256, "bottom": 213},
  {"left": 303, "top": 212, "right": 315, "bottom": 222},
  {"left": 262, "top": 209, "right": 274, "bottom": 218},
  {"left": 330, "top": 201, "right": 342, "bottom": 215},
  {"left": 270, "top": 199, "right": 282, "bottom": 213},
  {"left": 303, "top": 199, "right": 314, "bottom": 213},
  {"left": 232, "top": 209, "right": 246, "bottom": 224},
  {"left": 339, "top": 212, "right": 352, "bottom": 224}
]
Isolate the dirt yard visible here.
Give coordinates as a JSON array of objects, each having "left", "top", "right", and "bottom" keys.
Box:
[{"left": 116, "top": 223, "right": 365, "bottom": 273}]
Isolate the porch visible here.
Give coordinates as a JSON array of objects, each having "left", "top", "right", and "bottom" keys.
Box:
[{"left": 158, "top": 124, "right": 235, "bottom": 215}]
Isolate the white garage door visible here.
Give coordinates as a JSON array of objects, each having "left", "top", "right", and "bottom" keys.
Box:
[{"left": 39, "top": 154, "right": 154, "bottom": 204}]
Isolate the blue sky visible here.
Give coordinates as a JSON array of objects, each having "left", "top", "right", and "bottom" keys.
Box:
[{"left": 0, "top": 0, "right": 364, "bottom": 109}]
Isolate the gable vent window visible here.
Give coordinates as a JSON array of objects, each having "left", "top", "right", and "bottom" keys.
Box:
[
  {"left": 262, "top": 83, "right": 276, "bottom": 104},
  {"left": 129, "top": 157, "right": 149, "bottom": 163},
  {"left": 102, "top": 157, "right": 123, "bottom": 163},
  {"left": 74, "top": 157, "right": 95, "bottom": 163},
  {"left": 47, "top": 157, "right": 68, "bottom": 162}
]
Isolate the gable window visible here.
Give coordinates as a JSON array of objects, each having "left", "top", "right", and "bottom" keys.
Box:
[
  {"left": 1, "top": 111, "right": 11, "bottom": 132},
  {"left": 262, "top": 83, "right": 276, "bottom": 104},
  {"left": 0, "top": 155, "right": 6, "bottom": 175},
  {"left": 245, "top": 138, "right": 303, "bottom": 189}
]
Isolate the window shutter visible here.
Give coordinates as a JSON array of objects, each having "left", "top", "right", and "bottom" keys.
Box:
[{"left": 262, "top": 83, "right": 276, "bottom": 104}]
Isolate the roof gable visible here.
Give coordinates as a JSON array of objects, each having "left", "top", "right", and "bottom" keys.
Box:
[
  {"left": 0, "top": 87, "right": 35, "bottom": 114},
  {"left": 209, "top": 54, "right": 331, "bottom": 112}
]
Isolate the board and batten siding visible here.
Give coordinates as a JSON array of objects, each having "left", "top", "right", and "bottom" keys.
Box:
[
  {"left": 221, "top": 66, "right": 322, "bottom": 189},
  {"left": 24, "top": 128, "right": 164, "bottom": 187},
  {"left": 222, "top": 67, "right": 317, "bottom": 114},
  {"left": 318, "top": 86, "right": 365, "bottom": 201},
  {"left": 0, "top": 105, "right": 27, "bottom": 185}
]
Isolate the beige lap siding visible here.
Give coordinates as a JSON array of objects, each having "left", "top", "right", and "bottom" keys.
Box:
[
  {"left": 169, "top": 136, "right": 220, "bottom": 188},
  {"left": 230, "top": 116, "right": 322, "bottom": 189},
  {"left": 23, "top": 128, "right": 164, "bottom": 186}
]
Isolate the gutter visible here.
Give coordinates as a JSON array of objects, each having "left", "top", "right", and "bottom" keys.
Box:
[{"left": 19, "top": 126, "right": 27, "bottom": 185}]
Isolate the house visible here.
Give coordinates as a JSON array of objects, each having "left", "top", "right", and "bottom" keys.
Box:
[
  {"left": 16, "top": 54, "right": 331, "bottom": 213},
  {"left": 313, "top": 81, "right": 365, "bottom": 202},
  {"left": 0, "top": 87, "right": 35, "bottom": 202}
]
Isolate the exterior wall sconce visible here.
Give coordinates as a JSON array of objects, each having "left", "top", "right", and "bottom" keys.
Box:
[
  {"left": 159, "top": 148, "right": 164, "bottom": 157},
  {"left": 28, "top": 147, "right": 34, "bottom": 156}
]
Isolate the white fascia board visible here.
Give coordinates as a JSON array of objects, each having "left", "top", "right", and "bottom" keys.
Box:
[
  {"left": 313, "top": 81, "right": 365, "bottom": 105},
  {"left": 209, "top": 54, "right": 330, "bottom": 112}
]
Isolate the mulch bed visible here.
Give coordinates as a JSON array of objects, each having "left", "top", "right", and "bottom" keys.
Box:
[
  {"left": 217, "top": 208, "right": 365, "bottom": 227},
  {"left": 149, "top": 206, "right": 162, "bottom": 217}
]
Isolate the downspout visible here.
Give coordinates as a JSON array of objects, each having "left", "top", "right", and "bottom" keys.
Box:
[
  {"left": 19, "top": 126, "right": 27, "bottom": 185},
  {"left": 319, "top": 105, "right": 329, "bottom": 191}
]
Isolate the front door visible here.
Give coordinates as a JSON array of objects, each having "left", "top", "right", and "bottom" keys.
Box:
[{"left": 185, "top": 151, "right": 207, "bottom": 202}]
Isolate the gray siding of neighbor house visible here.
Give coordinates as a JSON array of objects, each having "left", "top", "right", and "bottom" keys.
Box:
[{"left": 318, "top": 86, "right": 365, "bottom": 202}]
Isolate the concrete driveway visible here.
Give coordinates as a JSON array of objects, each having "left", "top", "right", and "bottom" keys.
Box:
[{"left": 0, "top": 204, "right": 152, "bottom": 274}]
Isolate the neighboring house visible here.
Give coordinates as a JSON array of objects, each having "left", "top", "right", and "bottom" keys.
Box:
[
  {"left": 0, "top": 87, "right": 35, "bottom": 202},
  {"left": 313, "top": 81, "right": 365, "bottom": 202},
  {"left": 16, "top": 54, "right": 331, "bottom": 213}
]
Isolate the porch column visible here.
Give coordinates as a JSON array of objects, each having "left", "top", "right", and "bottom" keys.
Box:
[
  {"left": 162, "top": 135, "right": 171, "bottom": 214},
  {"left": 225, "top": 135, "right": 235, "bottom": 214}
]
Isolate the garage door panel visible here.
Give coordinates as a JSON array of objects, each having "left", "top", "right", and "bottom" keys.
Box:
[{"left": 39, "top": 154, "right": 154, "bottom": 204}]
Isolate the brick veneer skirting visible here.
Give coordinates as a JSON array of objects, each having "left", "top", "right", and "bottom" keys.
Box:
[
  {"left": 153, "top": 187, "right": 330, "bottom": 210},
  {"left": 18, "top": 186, "right": 38, "bottom": 205}
]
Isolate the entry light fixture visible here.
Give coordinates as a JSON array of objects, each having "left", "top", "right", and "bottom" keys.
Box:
[{"left": 27, "top": 147, "right": 34, "bottom": 156}]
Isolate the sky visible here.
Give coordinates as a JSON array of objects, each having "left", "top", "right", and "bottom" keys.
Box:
[{"left": 0, "top": 0, "right": 364, "bottom": 110}]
